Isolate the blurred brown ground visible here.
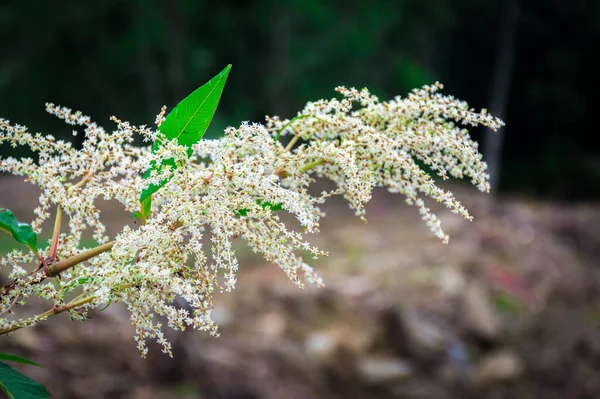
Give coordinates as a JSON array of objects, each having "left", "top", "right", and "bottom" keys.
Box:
[{"left": 2, "top": 175, "right": 600, "bottom": 399}]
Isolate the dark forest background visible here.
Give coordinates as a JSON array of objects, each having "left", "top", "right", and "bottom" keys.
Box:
[{"left": 1, "top": 0, "right": 598, "bottom": 198}]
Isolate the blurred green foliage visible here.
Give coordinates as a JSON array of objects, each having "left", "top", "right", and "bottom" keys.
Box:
[{"left": 0, "top": 0, "right": 598, "bottom": 198}]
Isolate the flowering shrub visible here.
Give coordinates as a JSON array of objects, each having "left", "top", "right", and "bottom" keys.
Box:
[{"left": 0, "top": 65, "right": 503, "bottom": 361}]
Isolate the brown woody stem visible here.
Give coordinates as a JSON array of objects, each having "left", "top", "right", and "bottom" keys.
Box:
[{"left": 47, "top": 241, "right": 115, "bottom": 277}]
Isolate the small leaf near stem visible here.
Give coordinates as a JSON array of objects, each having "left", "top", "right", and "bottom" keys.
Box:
[
  {"left": 0, "top": 208, "right": 39, "bottom": 259},
  {"left": 139, "top": 196, "right": 151, "bottom": 225}
]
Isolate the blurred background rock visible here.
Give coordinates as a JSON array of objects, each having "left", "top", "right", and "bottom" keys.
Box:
[{"left": 1, "top": 1, "right": 599, "bottom": 398}]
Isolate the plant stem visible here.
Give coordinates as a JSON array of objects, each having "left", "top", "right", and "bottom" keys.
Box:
[
  {"left": 300, "top": 159, "right": 326, "bottom": 172},
  {"left": 1, "top": 241, "right": 116, "bottom": 298},
  {"left": 0, "top": 295, "right": 97, "bottom": 335},
  {"left": 274, "top": 115, "right": 309, "bottom": 142},
  {"left": 284, "top": 134, "right": 301, "bottom": 152},
  {"left": 47, "top": 241, "right": 115, "bottom": 277},
  {"left": 49, "top": 207, "right": 62, "bottom": 262},
  {"left": 70, "top": 171, "right": 93, "bottom": 191},
  {"left": 275, "top": 158, "right": 327, "bottom": 179},
  {"left": 276, "top": 115, "right": 328, "bottom": 174}
]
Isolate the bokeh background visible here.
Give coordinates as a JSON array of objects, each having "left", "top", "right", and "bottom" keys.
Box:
[{"left": 1, "top": 1, "right": 599, "bottom": 398}]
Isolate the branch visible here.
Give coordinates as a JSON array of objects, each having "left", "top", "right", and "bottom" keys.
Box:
[
  {"left": 0, "top": 295, "right": 97, "bottom": 335},
  {"left": 47, "top": 241, "right": 115, "bottom": 277},
  {"left": 1, "top": 241, "right": 115, "bottom": 297},
  {"left": 69, "top": 171, "right": 94, "bottom": 191},
  {"left": 48, "top": 207, "right": 62, "bottom": 262}
]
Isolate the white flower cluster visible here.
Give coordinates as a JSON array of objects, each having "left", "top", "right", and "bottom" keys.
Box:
[
  {"left": 267, "top": 83, "right": 503, "bottom": 240},
  {"left": 0, "top": 83, "right": 502, "bottom": 355}
]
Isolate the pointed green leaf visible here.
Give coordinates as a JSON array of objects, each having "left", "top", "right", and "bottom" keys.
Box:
[
  {"left": 0, "top": 355, "right": 42, "bottom": 368},
  {"left": 0, "top": 361, "right": 51, "bottom": 399},
  {"left": 159, "top": 64, "right": 231, "bottom": 147},
  {"left": 139, "top": 64, "right": 231, "bottom": 207},
  {"left": 0, "top": 209, "right": 38, "bottom": 252}
]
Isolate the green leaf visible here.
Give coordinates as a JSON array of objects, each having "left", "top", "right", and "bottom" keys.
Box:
[
  {"left": 0, "top": 209, "right": 38, "bottom": 253},
  {"left": 0, "top": 355, "right": 42, "bottom": 368},
  {"left": 237, "top": 200, "right": 283, "bottom": 216},
  {"left": 139, "top": 64, "right": 232, "bottom": 207},
  {"left": 158, "top": 64, "right": 232, "bottom": 147},
  {"left": 139, "top": 196, "right": 151, "bottom": 224},
  {"left": 258, "top": 200, "right": 283, "bottom": 211},
  {"left": 61, "top": 277, "right": 96, "bottom": 296},
  {"left": 0, "top": 361, "right": 51, "bottom": 399}
]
